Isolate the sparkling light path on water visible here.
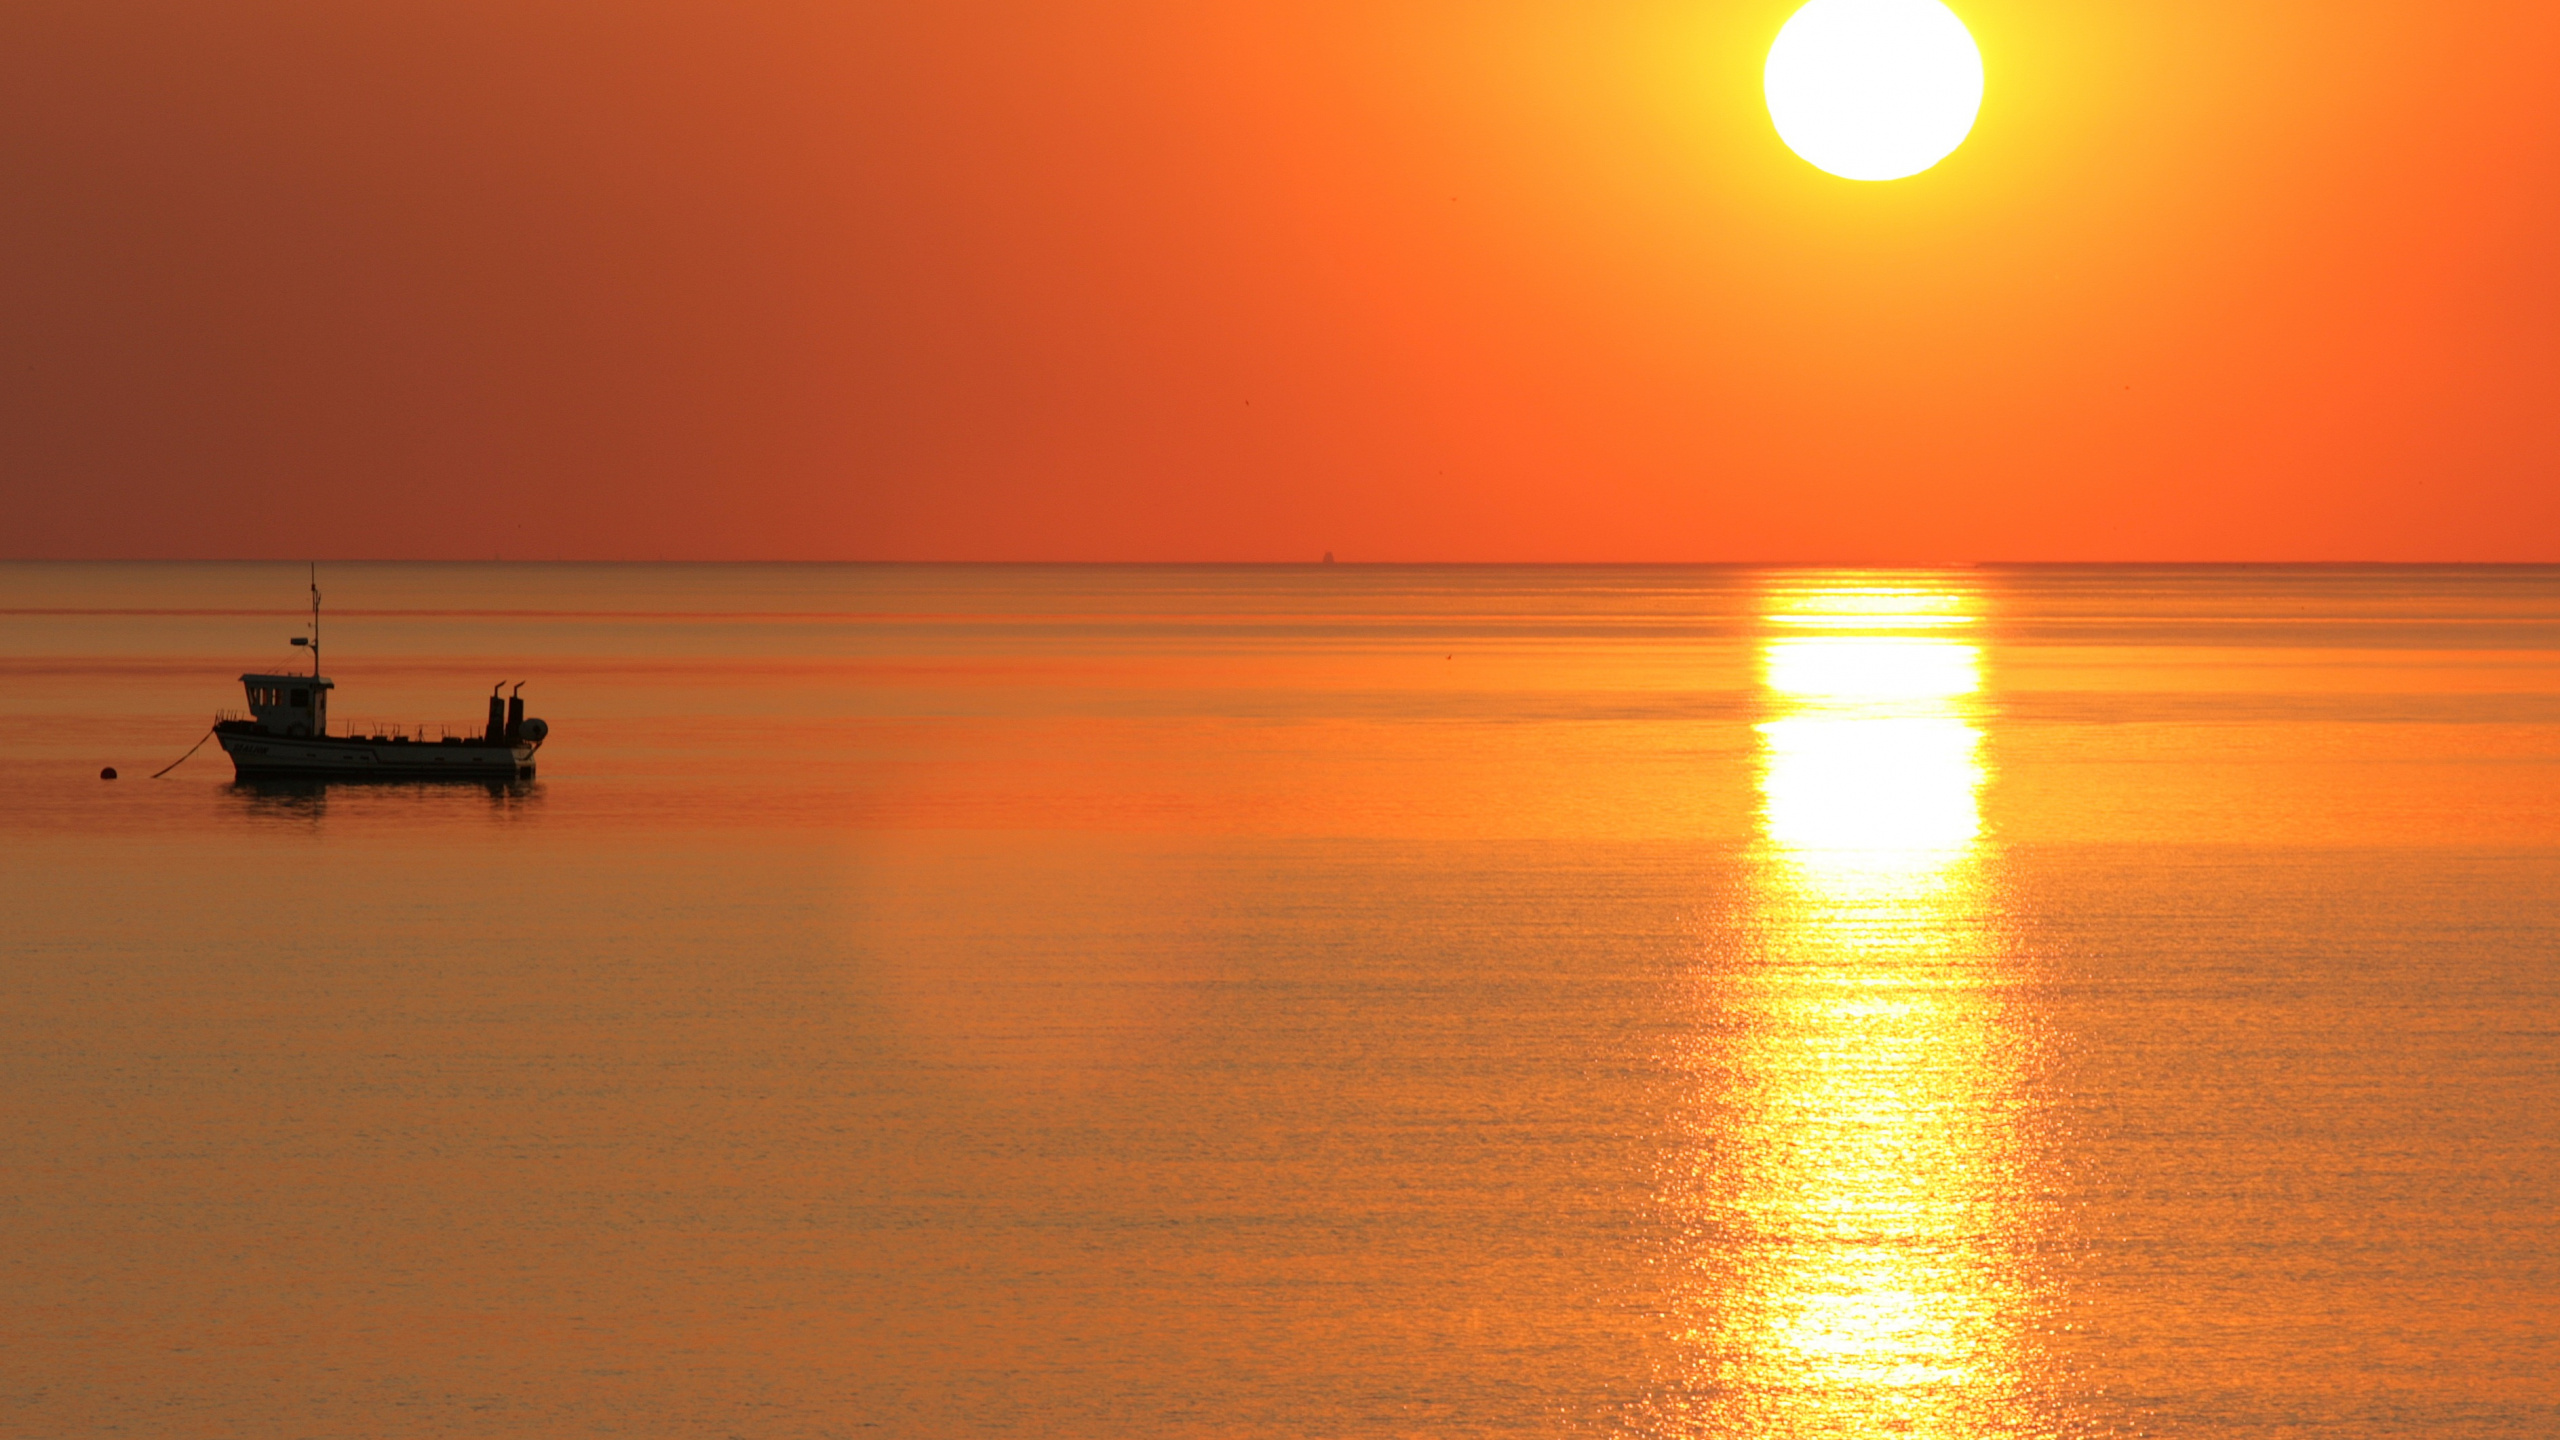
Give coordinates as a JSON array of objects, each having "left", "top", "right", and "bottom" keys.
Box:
[{"left": 1667, "top": 578, "right": 2039, "bottom": 1437}]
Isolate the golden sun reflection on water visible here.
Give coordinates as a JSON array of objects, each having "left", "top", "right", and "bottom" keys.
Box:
[{"left": 1664, "top": 579, "right": 2038, "bottom": 1439}]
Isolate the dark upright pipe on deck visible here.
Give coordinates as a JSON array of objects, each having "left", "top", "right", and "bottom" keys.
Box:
[
  {"left": 487, "top": 686, "right": 507, "bottom": 743},
  {"left": 506, "top": 684, "right": 525, "bottom": 742}
]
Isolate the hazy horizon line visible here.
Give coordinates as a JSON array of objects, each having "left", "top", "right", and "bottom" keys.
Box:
[{"left": 6, "top": 557, "right": 2558, "bottom": 570}]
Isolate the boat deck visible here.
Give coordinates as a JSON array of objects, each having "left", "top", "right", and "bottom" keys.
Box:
[{"left": 214, "top": 720, "right": 537, "bottom": 778}]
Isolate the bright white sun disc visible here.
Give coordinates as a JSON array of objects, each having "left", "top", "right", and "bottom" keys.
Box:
[{"left": 1765, "top": 0, "right": 1983, "bottom": 182}]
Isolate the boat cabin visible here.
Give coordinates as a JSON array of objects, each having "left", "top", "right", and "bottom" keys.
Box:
[{"left": 239, "top": 672, "right": 334, "bottom": 736}]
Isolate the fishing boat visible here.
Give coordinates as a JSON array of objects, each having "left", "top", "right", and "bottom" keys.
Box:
[{"left": 212, "top": 569, "right": 547, "bottom": 780}]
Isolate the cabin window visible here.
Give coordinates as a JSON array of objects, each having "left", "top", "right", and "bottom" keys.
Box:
[{"left": 290, "top": 689, "right": 309, "bottom": 707}]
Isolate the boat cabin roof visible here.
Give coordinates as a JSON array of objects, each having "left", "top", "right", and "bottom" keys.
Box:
[{"left": 240, "top": 672, "right": 334, "bottom": 689}]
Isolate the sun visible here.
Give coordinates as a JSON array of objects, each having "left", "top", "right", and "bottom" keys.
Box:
[{"left": 1764, "top": 0, "right": 1983, "bottom": 182}]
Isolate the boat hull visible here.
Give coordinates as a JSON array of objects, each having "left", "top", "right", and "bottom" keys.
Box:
[{"left": 217, "top": 727, "right": 537, "bottom": 779}]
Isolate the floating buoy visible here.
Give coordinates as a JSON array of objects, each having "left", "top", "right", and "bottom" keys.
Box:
[{"left": 100, "top": 767, "right": 117, "bottom": 780}]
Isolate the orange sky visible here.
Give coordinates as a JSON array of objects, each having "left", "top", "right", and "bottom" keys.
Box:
[{"left": 4, "top": 1, "right": 2556, "bottom": 561}]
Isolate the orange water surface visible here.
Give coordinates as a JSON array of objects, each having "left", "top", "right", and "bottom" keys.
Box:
[{"left": 3, "top": 563, "right": 2557, "bottom": 1436}]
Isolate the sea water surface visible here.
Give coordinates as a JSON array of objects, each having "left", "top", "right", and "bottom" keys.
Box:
[{"left": 3, "top": 563, "right": 2556, "bottom": 1437}]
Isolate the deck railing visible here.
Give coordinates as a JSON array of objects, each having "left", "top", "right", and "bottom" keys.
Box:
[
  {"left": 219, "top": 712, "right": 487, "bottom": 743},
  {"left": 333, "top": 721, "right": 478, "bottom": 743}
]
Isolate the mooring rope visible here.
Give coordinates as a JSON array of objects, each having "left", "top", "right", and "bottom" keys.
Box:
[{"left": 150, "top": 727, "right": 216, "bottom": 779}]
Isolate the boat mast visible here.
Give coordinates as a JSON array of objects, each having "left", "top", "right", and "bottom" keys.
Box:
[{"left": 308, "top": 562, "right": 321, "bottom": 678}]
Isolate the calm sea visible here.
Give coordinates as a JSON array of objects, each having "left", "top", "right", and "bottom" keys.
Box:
[{"left": 4, "top": 562, "right": 2556, "bottom": 1438}]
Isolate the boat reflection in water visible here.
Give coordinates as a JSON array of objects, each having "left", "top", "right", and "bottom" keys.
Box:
[
  {"left": 1662, "top": 577, "right": 2042, "bottom": 1438},
  {"left": 226, "top": 774, "right": 544, "bottom": 821}
]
